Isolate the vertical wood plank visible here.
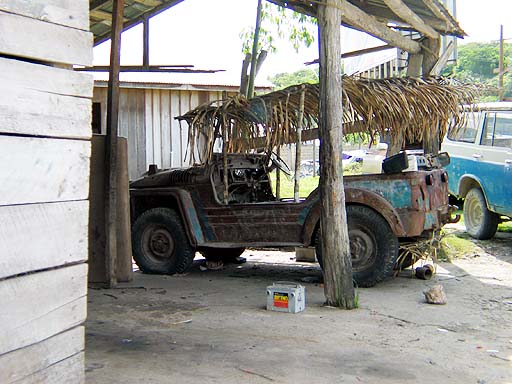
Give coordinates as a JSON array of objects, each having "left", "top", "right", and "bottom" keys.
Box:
[
  {"left": 170, "top": 90, "right": 182, "bottom": 167},
  {"left": 160, "top": 90, "right": 172, "bottom": 169},
  {"left": 136, "top": 89, "right": 147, "bottom": 177},
  {"left": 145, "top": 89, "right": 154, "bottom": 166},
  {"left": 180, "top": 91, "right": 190, "bottom": 165},
  {"left": 152, "top": 89, "right": 162, "bottom": 167}
]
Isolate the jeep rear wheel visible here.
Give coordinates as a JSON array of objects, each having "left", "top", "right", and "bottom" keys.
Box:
[
  {"left": 316, "top": 205, "right": 399, "bottom": 287},
  {"left": 463, "top": 187, "right": 499, "bottom": 240},
  {"left": 132, "top": 208, "right": 195, "bottom": 274}
]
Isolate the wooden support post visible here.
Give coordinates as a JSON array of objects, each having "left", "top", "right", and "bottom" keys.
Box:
[
  {"left": 422, "top": 37, "right": 441, "bottom": 76},
  {"left": 142, "top": 14, "right": 149, "bottom": 69},
  {"left": 294, "top": 86, "right": 305, "bottom": 202},
  {"left": 318, "top": 0, "right": 355, "bottom": 309},
  {"left": 104, "top": 0, "right": 124, "bottom": 288},
  {"left": 406, "top": 53, "right": 422, "bottom": 77},
  {"left": 422, "top": 37, "right": 441, "bottom": 155}
]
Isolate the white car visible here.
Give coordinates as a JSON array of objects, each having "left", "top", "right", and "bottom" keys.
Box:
[{"left": 441, "top": 102, "right": 512, "bottom": 239}]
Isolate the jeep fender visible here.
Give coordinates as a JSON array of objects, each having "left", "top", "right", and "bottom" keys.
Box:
[
  {"left": 301, "top": 188, "right": 407, "bottom": 245},
  {"left": 130, "top": 188, "right": 205, "bottom": 247},
  {"left": 457, "top": 174, "right": 486, "bottom": 199}
]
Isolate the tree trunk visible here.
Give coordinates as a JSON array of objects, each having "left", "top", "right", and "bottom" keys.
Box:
[{"left": 318, "top": 1, "right": 355, "bottom": 309}]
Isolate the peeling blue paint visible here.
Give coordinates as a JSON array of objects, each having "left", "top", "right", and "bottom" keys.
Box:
[{"left": 347, "top": 180, "right": 412, "bottom": 209}]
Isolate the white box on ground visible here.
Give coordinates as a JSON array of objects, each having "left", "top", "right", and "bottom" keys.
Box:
[{"left": 266, "top": 282, "right": 305, "bottom": 313}]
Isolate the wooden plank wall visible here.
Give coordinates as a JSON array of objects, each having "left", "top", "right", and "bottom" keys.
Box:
[
  {"left": 94, "top": 87, "right": 226, "bottom": 180},
  {"left": 0, "top": 1, "right": 92, "bottom": 383}
]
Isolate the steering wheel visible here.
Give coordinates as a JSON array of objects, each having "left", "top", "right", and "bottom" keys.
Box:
[{"left": 269, "top": 151, "right": 291, "bottom": 176}]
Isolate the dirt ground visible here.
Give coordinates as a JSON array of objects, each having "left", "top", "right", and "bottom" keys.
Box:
[{"left": 85, "top": 225, "right": 512, "bottom": 384}]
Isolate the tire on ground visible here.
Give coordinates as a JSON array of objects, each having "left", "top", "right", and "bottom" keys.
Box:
[
  {"left": 316, "top": 205, "right": 399, "bottom": 287},
  {"left": 463, "top": 187, "right": 499, "bottom": 240},
  {"left": 200, "top": 248, "right": 245, "bottom": 262},
  {"left": 132, "top": 207, "right": 195, "bottom": 274}
]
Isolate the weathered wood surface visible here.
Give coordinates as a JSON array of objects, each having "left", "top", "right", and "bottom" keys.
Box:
[
  {"left": 0, "top": 0, "right": 88, "bottom": 30},
  {"left": 0, "top": 10, "right": 92, "bottom": 66},
  {"left": 17, "top": 352, "right": 84, "bottom": 384},
  {"left": 339, "top": 0, "right": 421, "bottom": 54},
  {"left": 382, "top": 0, "right": 439, "bottom": 39},
  {"left": 0, "top": 57, "right": 92, "bottom": 98},
  {"left": 0, "top": 201, "right": 88, "bottom": 280},
  {"left": 318, "top": 0, "right": 355, "bottom": 308},
  {"left": 0, "top": 136, "right": 90, "bottom": 206},
  {"left": 0, "top": 264, "right": 87, "bottom": 356},
  {"left": 0, "top": 58, "right": 92, "bottom": 139},
  {"left": 0, "top": 327, "right": 84, "bottom": 384}
]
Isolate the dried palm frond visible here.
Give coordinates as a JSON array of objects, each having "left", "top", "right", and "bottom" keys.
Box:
[
  {"left": 176, "top": 76, "right": 480, "bottom": 163},
  {"left": 395, "top": 231, "right": 444, "bottom": 274}
]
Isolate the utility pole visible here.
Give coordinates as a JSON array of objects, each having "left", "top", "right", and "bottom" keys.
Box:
[{"left": 499, "top": 25, "right": 504, "bottom": 101}]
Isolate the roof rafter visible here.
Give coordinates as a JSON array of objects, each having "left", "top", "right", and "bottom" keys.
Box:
[
  {"left": 382, "top": 0, "right": 439, "bottom": 39},
  {"left": 338, "top": 0, "right": 421, "bottom": 53}
]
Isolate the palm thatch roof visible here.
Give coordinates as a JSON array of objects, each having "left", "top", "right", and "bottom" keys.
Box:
[{"left": 176, "top": 76, "right": 479, "bottom": 164}]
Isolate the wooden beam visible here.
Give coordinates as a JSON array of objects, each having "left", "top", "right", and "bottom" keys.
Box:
[
  {"left": 382, "top": 0, "right": 439, "bottom": 39},
  {"left": 318, "top": 0, "right": 355, "bottom": 309},
  {"left": 104, "top": 0, "right": 124, "bottom": 288},
  {"left": 429, "top": 41, "right": 454, "bottom": 75},
  {"left": 305, "top": 44, "right": 394, "bottom": 65},
  {"left": 339, "top": 0, "right": 421, "bottom": 54}
]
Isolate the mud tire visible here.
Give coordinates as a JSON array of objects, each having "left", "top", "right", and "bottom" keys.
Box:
[
  {"left": 463, "top": 188, "right": 499, "bottom": 240},
  {"left": 132, "top": 208, "right": 195, "bottom": 274},
  {"left": 316, "top": 205, "right": 399, "bottom": 287}
]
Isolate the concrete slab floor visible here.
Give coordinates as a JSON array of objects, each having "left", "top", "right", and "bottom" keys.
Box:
[{"left": 86, "top": 246, "right": 512, "bottom": 384}]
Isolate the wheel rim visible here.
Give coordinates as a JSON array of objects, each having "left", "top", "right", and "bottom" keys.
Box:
[
  {"left": 349, "top": 228, "right": 377, "bottom": 272},
  {"left": 142, "top": 224, "right": 175, "bottom": 261},
  {"left": 465, "top": 195, "right": 483, "bottom": 231}
]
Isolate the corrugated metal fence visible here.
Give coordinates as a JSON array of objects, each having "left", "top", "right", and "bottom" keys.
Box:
[{"left": 94, "top": 86, "right": 232, "bottom": 180}]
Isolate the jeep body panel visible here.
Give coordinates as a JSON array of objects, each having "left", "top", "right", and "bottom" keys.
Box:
[{"left": 130, "top": 154, "right": 452, "bottom": 249}]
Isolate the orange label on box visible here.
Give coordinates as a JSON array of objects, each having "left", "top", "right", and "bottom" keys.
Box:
[{"left": 273, "top": 292, "right": 289, "bottom": 308}]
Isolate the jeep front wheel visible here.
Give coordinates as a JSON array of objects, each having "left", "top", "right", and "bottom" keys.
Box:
[
  {"left": 316, "top": 205, "right": 399, "bottom": 287},
  {"left": 463, "top": 187, "right": 499, "bottom": 240},
  {"left": 132, "top": 208, "right": 195, "bottom": 274}
]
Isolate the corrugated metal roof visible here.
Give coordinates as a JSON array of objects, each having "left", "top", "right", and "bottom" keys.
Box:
[
  {"left": 90, "top": 0, "right": 184, "bottom": 45},
  {"left": 90, "top": 0, "right": 463, "bottom": 48},
  {"left": 91, "top": 71, "right": 273, "bottom": 90}
]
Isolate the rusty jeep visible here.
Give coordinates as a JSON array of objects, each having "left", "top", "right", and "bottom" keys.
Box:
[{"left": 130, "top": 152, "right": 455, "bottom": 287}]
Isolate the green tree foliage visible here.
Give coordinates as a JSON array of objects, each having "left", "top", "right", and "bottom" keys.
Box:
[
  {"left": 441, "top": 42, "right": 512, "bottom": 99},
  {"left": 239, "top": 2, "right": 316, "bottom": 55},
  {"left": 269, "top": 68, "right": 319, "bottom": 89}
]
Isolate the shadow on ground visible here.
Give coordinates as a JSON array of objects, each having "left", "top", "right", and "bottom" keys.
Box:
[{"left": 86, "top": 246, "right": 512, "bottom": 384}]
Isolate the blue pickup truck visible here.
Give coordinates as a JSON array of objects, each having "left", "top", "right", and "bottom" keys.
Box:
[{"left": 442, "top": 102, "right": 512, "bottom": 239}]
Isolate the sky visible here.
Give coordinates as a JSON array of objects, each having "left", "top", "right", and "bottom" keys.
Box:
[{"left": 93, "top": 0, "right": 512, "bottom": 80}]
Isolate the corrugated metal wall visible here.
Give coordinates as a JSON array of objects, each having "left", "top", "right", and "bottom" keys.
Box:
[{"left": 94, "top": 87, "right": 227, "bottom": 180}]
